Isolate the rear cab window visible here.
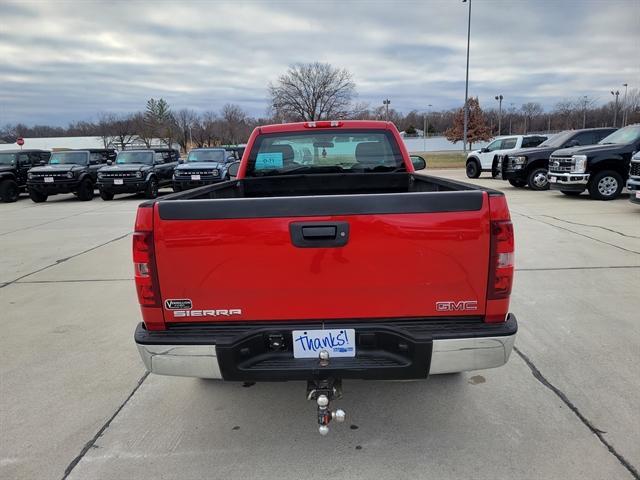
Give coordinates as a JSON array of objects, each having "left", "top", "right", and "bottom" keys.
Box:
[
  {"left": 521, "top": 136, "right": 546, "bottom": 148},
  {"left": 245, "top": 129, "right": 404, "bottom": 176},
  {"left": 501, "top": 138, "right": 518, "bottom": 149}
]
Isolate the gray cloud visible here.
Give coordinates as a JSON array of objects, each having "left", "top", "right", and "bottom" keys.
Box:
[{"left": 0, "top": 0, "right": 638, "bottom": 125}]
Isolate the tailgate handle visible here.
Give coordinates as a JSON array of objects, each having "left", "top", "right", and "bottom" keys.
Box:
[
  {"left": 302, "top": 226, "right": 336, "bottom": 239},
  {"left": 290, "top": 222, "right": 349, "bottom": 248}
]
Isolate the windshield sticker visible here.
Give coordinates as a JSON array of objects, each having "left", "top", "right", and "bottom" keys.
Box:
[{"left": 255, "top": 152, "right": 283, "bottom": 170}]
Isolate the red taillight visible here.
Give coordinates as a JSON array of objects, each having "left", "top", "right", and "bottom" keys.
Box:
[
  {"left": 133, "top": 231, "right": 161, "bottom": 308},
  {"left": 304, "top": 121, "right": 343, "bottom": 128},
  {"left": 133, "top": 206, "right": 161, "bottom": 311},
  {"left": 488, "top": 220, "right": 515, "bottom": 300}
]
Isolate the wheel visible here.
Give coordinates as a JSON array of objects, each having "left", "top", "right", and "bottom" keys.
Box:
[
  {"left": 0, "top": 179, "right": 19, "bottom": 203},
  {"left": 28, "top": 188, "right": 48, "bottom": 203},
  {"left": 145, "top": 177, "right": 159, "bottom": 199},
  {"left": 491, "top": 157, "right": 499, "bottom": 178},
  {"left": 560, "top": 190, "right": 582, "bottom": 196},
  {"left": 508, "top": 179, "right": 527, "bottom": 188},
  {"left": 527, "top": 168, "right": 549, "bottom": 191},
  {"left": 77, "top": 179, "right": 94, "bottom": 201},
  {"left": 466, "top": 159, "right": 480, "bottom": 179},
  {"left": 100, "top": 189, "right": 114, "bottom": 201},
  {"left": 588, "top": 170, "right": 623, "bottom": 200}
]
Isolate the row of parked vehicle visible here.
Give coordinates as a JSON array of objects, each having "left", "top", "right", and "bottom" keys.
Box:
[
  {"left": 0, "top": 146, "right": 245, "bottom": 203},
  {"left": 465, "top": 124, "right": 640, "bottom": 204}
]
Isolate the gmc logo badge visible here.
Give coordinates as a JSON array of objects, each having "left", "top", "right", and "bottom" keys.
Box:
[{"left": 435, "top": 301, "right": 479, "bottom": 312}]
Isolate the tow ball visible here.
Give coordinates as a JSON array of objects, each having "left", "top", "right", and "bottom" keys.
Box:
[{"left": 306, "top": 350, "right": 346, "bottom": 435}]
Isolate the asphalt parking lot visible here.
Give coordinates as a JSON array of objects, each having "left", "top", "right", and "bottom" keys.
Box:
[{"left": 1, "top": 170, "right": 639, "bottom": 480}]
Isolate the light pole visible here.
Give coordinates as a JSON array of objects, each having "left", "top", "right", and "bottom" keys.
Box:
[
  {"left": 462, "top": 0, "right": 471, "bottom": 153},
  {"left": 622, "top": 83, "right": 628, "bottom": 126},
  {"left": 423, "top": 104, "right": 432, "bottom": 151},
  {"left": 383, "top": 99, "right": 391, "bottom": 121},
  {"left": 509, "top": 102, "right": 514, "bottom": 134},
  {"left": 582, "top": 96, "right": 588, "bottom": 128},
  {"left": 611, "top": 90, "right": 620, "bottom": 127},
  {"left": 495, "top": 94, "right": 503, "bottom": 135}
]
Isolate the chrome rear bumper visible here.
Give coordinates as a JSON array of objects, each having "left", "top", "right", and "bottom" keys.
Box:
[{"left": 136, "top": 324, "right": 517, "bottom": 379}]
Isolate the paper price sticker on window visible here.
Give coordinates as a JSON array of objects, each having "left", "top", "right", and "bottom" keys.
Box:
[{"left": 255, "top": 152, "right": 283, "bottom": 170}]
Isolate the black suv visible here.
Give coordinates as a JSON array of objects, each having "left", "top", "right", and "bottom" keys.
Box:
[
  {"left": 172, "top": 148, "right": 237, "bottom": 191},
  {"left": 548, "top": 124, "right": 640, "bottom": 200},
  {"left": 97, "top": 148, "right": 179, "bottom": 200},
  {"left": 0, "top": 149, "right": 51, "bottom": 202},
  {"left": 26, "top": 149, "right": 116, "bottom": 202},
  {"left": 501, "top": 128, "right": 616, "bottom": 190}
]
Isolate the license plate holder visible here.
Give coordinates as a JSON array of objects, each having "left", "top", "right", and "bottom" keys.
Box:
[
  {"left": 44, "top": 177, "right": 54, "bottom": 183},
  {"left": 549, "top": 176, "right": 557, "bottom": 183},
  {"left": 114, "top": 179, "right": 123, "bottom": 185},
  {"left": 292, "top": 328, "right": 356, "bottom": 358},
  {"left": 191, "top": 174, "right": 201, "bottom": 181},
  {"left": 636, "top": 191, "right": 640, "bottom": 199}
]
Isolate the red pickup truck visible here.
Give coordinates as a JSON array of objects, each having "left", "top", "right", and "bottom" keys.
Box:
[{"left": 133, "top": 120, "right": 517, "bottom": 433}]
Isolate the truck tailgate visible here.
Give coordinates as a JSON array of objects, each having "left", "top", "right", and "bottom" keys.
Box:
[{"left": 153, "top": 191, "right": 490, "bottom": 323}]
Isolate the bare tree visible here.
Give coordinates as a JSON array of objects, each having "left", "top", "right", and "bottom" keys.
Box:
[
  {"left": 97, "top": 113, "right": 117, "bottom": 148},
  {"left": 269, "top": 62, "right": 356, "bottom": 121},
  {"left": 131, "top": 112, "right": 154, "bottom": 147},
  {"left": 521, "top": 102, "right": 543, "bottom": 133},
  {"left": 175, "top": 109, "right": 199, "bottom": 152},
  {"left": 554, "top": 100, "right": 575, "bottom": 129},
  {"left": 574, "top": 96, "right": 596, "bottom": 128},
  {"left": 221, "top": 104, "right": 247, "bottom": 144}
]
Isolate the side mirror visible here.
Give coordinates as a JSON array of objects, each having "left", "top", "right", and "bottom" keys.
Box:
[
  {"left": 227, "top": 155, "right": 235, "bottom": 162},
  {"left": 227, "top": 161, "right": 241, "bottom": 179},
  {"left": 566, "top": 140, "right": 580, "bottom": 147},
  {"left": 107, "top": 159, "right": 113, "bottom": 165},
  {"left": 410, "top": 155, "right": 426, "bottom": 171},
  {"left": 178, "top": 158, "right": 185, "bottom": 164},
  {"left": 480, "top": 147, "right": 489, "bottom": 153}
]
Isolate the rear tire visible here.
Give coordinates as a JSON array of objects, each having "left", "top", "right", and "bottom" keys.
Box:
[
  {"left": 0, "top": 179, "right": 19, "bottom": 202},
  {"left": 29, "top": 188, "right": 48, "bottom": 203},
  {"left": 588, "top": 170, "right": 623, "bottom": 200},
  {"left": 466, "top": 159, "right": 481, "bottom": 179},
  {"left": 508, "top": 179, "right": 526, "bottom": 188},
  {"left": 560, "top": 190, "right": 581, "bottom": 197},
  {"left": 100, "top": 189, "right": 114, "bottom": 201},
  {"left": 145, "top": 177, "right": 159, "bottom": 199},
  {"left": 77, "top": 178, "right": 94, "bottom": 201},
  {"left": 491, "top": 157, "right": 499, "bottom": 178},
  {"left": 527, "top": 168, "right": 549, "bottom": 191}
]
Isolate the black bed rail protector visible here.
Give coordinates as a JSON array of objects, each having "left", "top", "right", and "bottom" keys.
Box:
[{"left": 157, "top": 189, "right": 484, "bottom": 220}]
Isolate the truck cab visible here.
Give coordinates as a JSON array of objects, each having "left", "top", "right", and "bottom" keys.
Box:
[
  {"left": 501, "top": 128, "right": 616, "bottom": 190},
  {"left": 466, "top": 135, "right": 547, "bottom": 179},
  {"left": 548, "top": 124, "right": 640, "bottom": 200},
  {"left": 172, "top": 148, "right": 236, "bottom": 191},
  {"left": 0, "top": 149, "right": 50, "bottom": 202},
  {"left": 97, "top": 148, "right": 179, "bottom": 200},
  {"left": 26, "top": 149, "right": 115, "bottom": 203}
]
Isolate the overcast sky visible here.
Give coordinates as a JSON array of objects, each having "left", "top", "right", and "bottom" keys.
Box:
[{"left": 1, "top": 0, "right": 638, "bottom": 126}]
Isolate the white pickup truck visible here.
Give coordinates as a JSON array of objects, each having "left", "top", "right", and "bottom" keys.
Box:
[{"left": 466, "top": 134, "right": 547, "bottom": 178}]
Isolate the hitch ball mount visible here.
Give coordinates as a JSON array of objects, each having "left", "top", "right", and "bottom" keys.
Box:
[{"left": 306, "top": 350, "right": 347, "bottom": 435}]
